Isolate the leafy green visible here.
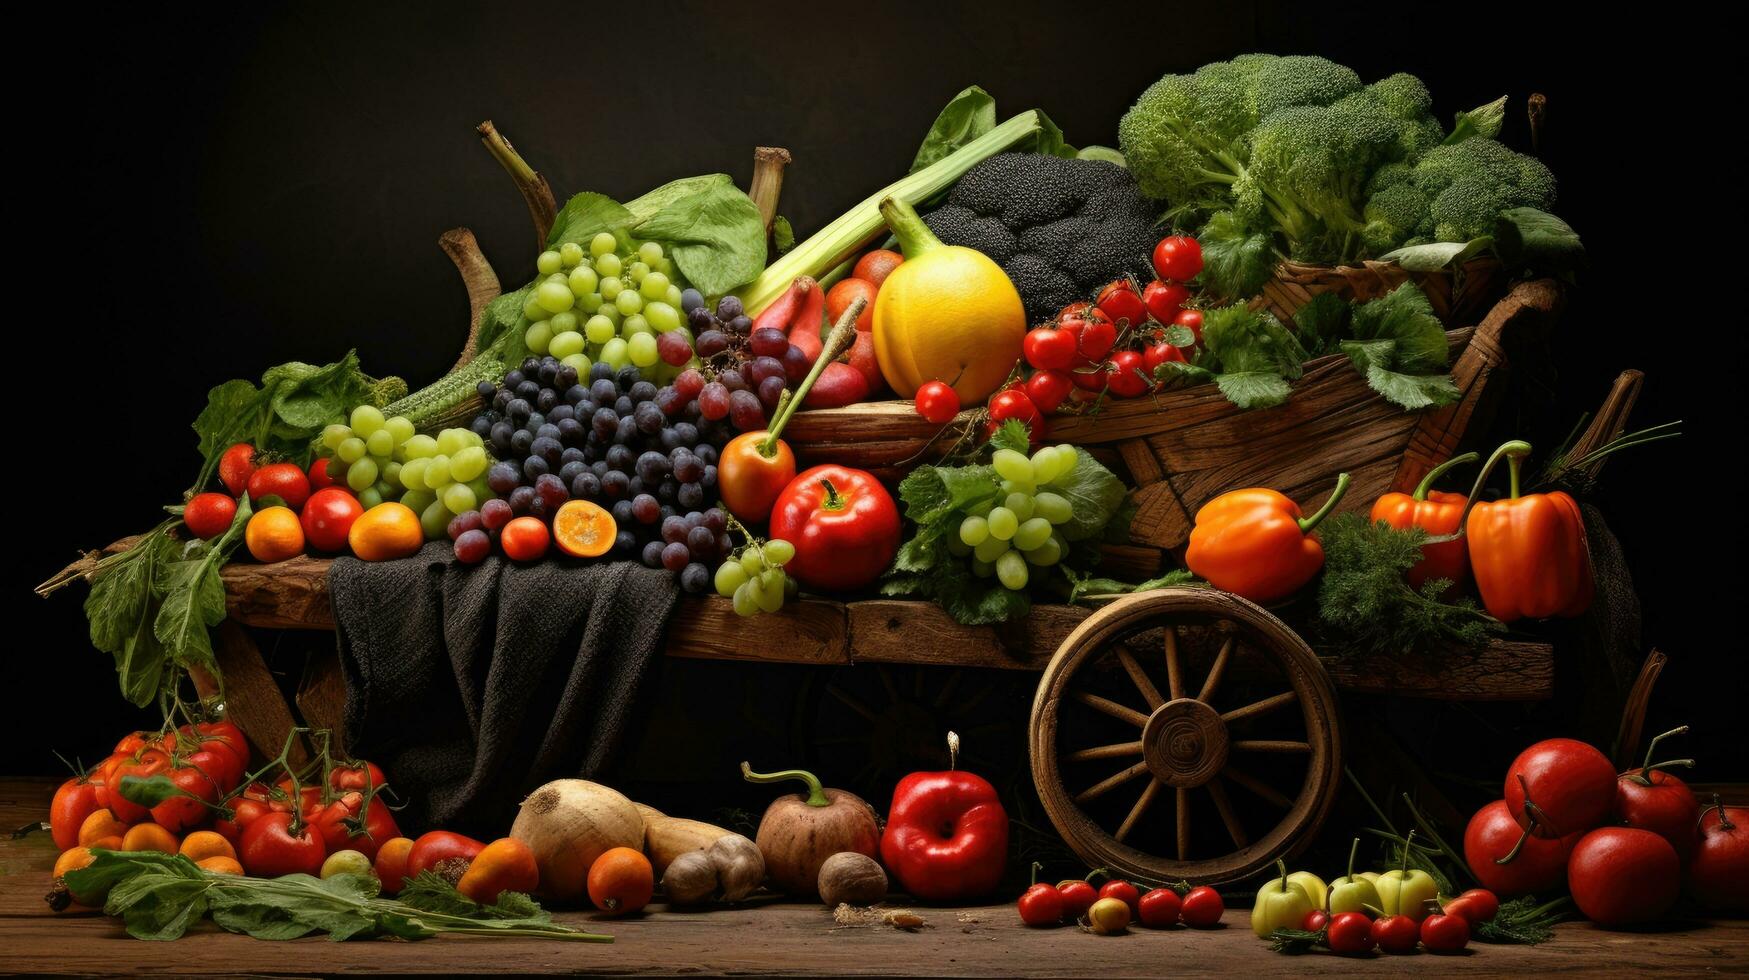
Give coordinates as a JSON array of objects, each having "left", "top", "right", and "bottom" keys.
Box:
[
  {"left": 154, "top": 496, "right": 253, "bottom": 684},
  {"left": 1493, "top": 207, "right": 1585, "bottom": 282},
  {"left": 1063, "top": 568, "right": 1198, "bottom": 605},
  {"left": 1313, "top": 513, "right": 1503, "bottom": 656},
  {"left": 909, "top": 86, "right": 999, "bottom": 173},
  {"left": 475, "top": 283, "right": 535, "bottom": 356},
  {"left": 85, "top": 526, "right": 178, "bottom": 705},
  {"left": 544, "top": 192, "right": 634, "bottom": 250},
  {"left": 1291, "top": 291, "right": 1351, "bottom": 357},
  {"left": 1049, "top": 449, "right": 1128, "bottom": 541},
  {"left": 771, "top": 216, "right": 796, "bottom": 255},
  {"left": 1197, "top": 210, "right": 1276, "bottom": 300},
  {"left": 1339, "top": 282, "right": 1458, "bottom": 410},
  {"left": 628, "top": 174, "right": 767, "bottom": 296},
  {"left": 1168, "top": 303, "right": 1307, "bottom": 409},
  {"left": 63, "top": 851, "right": 607, "bottom": 943},
  {"left": 191, "top": 351, "right": 377, "bottom": 492},
  {"left": 1378, "top": 236, "right": 1492, "bottom": 272},
  {"left": 1447, "top": 95, "right": 1508, "bottom": 144}
]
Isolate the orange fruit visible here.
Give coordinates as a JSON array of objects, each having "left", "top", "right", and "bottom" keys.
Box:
[
  {"left": 78, "top": 808, "right": 127, "bottom": 847},
  {"left": 852, "top": 250, "right": 903, "bottom": 289},
  {"left": 500, "top": 516, "right": 551, "bottom": 562},
  {"left": 245, "top": 506, "right": 305, "bottom": 563},
  {"left": 121, "top": 823, "right": 179, "bottom": 855},
  {"left": 54, "top": 846, "right": 97, "bottom": 879},
  {"left": 826, "top": 278, "right": 877, "bottom": 333},
  {"left": 586, "top": 846, "right": 653, "bottom": 916},
  {"left": 87, "top": 835, "right": 124, "bottom": 851},
  {"left": 196, "top": 855, "right": 245, "bottom": 875},
  {"left": 179, "top": 830, "right": 236, "bottom": 863},
  {"left": 348, "top": 502, "right": 424, "bottom": 561},
  {"left": 552, "top": 501, "right": 616, "bottom": 558}
]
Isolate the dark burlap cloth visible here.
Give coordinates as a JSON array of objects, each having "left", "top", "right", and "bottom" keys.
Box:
[{"left": 328, "top": 542, "right": 679, "bottom": 837}]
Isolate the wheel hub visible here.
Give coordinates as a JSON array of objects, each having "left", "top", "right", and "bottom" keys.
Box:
[{"left": 1142, "top": 697, "right": 1228, "bottom": 788}]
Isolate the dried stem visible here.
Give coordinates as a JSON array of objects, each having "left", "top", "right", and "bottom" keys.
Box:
[
  {"left": 438, "top": 228, "right": 502, "bottom": 372},
  {"left": 748, "top": 147, "right": 792, "bottom": 235},
  {"left": 477, "top": 120, "right": 557, "bottom": 248}
]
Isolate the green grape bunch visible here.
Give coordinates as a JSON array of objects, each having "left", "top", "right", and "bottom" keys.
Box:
[
  {"left": 950, "top": 444, "right": 1082, "bottom": 592},
  {"left": 318, "top": 406, "right": 495, "bottom": 539},
  {"left": 713, "top": 535, "right": 799, "bottom": 616},
  {"left": 523, "top": 234, "right": 698, "bottom": 382}
]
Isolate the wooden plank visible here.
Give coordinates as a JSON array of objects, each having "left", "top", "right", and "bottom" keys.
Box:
[
  {"left": 205, "top": 621, "right": 308, "bottom": 767},
  {"left": 845, "top": 600, "right": 1085, "bottom": 671},
  {"left": 1321, "top": 639, "right": 1555, "bottom": 701},
  {"left": 665, "top": 597, "right": 849, "bottom": 666},
  {"left": 295, "top": 647, "right": 349, "bottom": 755},
  {"left": 223, "top": 554, "right": 336, "bottom": 630}
]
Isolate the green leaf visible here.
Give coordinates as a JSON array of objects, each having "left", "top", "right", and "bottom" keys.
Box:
[
  {"left": 772, "top": 216, "right": 796, "bottom": 255},
  {"left": 1044, "top": 449, "right": 1127, "bottom": 542},
  {"left": 1215, "top": 371, "right": 1294, "bottom": 409},
  {"left": 1065, "top": 567, "right": 1198, "bottom": 604},
  {"left": 1197, "top": 210, "right": 1276, "bottom": 299},
  {"left": 399, "top": 871, "right": 554, "bottom": 922},
  {"left": 1362, "top": 364, "right": 1460, "bottom": 410},
  {"left": 154, "top": 495, "right": 252, "bottom": 679},
  {"left": 1447, "top": 95, "right": 1508, "bottom": 144},
  {"left": 545, "top": 192, "right": 633, "bottom": 250},
  {"left": 1292, "top": 292, "right": 1352, "bottom": 358},
  {"left": 192, "top": 379, "right": 270, "bottom": 470},
  {"left": 1074, "top": 145, "right": 1126, "bottom": 166},
  {"left": 1493, "top": 207, "right": 1585, "bottom": 282},
  {"left": 110, "top": 872, "right": 212, "bottom": 941},
  {"left": 1028, "top": 109, "right": 1076, "bottom": 159},
  {"left": 1348, "top": 282, "right": 1448, "bottom": 373},
  {"left": 85, "top": 531, "right": 177, "bottom": 706},
  {"left": 909, "top": 86, "right": 998, "bottom": 174},
  {"left": 1379, "top": 237, "right": 1492, "bottom": 272},
  {"left": 629, "top": 175, "right": 768, "bottom": 295},
  {"left": 989, "top": 419, "right": 1031, "bottom": 455},
  {"left": 935, "top": 571, "right": 1033, "bottom": 625},
  {"left": 476, "top": 284, "right": 535, "bottom": 355},
  {"left": 117, "top": 774, "right": 185, "bottom": 808},
  {"left": 261, "top": 351, "right": 375, "bottom": 432}
]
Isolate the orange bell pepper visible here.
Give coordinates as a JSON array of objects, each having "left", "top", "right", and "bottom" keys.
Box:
[
  {"left": 1186, "top": 473, "right": 1351, "bottom": 603},
  {"left": 1369, "top": 451, "right": 1478, "bottom": 594},
  {"left": 1461, "top": 440, "right": 1593, "bottom": 622}
]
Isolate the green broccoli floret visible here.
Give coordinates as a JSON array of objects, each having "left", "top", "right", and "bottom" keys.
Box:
[
  {"left": 1249, "top": 55, "right": 1364, "bottom": 117},
  {"left": 1362, "top": 182, "right": 1431, "bottom": 254},
  {"left": 924, "top": 153, "right": 1158, "bottom": 323},
  {"left": 1411, "top": 138, "right": 1557, "bottom": 241},
  {"left": 1245, "top": 101, "right": 1399, "bottom": 262}
]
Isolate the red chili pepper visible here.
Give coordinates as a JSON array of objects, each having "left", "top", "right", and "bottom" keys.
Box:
[
  {"left": 768, "top": 464, "right": 899, "bottom": 592},
  {"left": 878, "top": 733, "right": 1008, "bottom": 902}
]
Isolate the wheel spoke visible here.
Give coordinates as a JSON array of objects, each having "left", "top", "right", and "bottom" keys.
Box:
[
  {"left": 1076, "top": 760, "right": 1150, "bottom": 803},
  {"left": 932, "top": 670, "right": 963, "bottom": 710},
  {"left": 1115, "top": 643, "right": 1164, "bottom": 709},
  {"left": 877, "top": 665, "right": 900, "bottom": 704},
  {"left": 1232, "top": 739, "right": 1311, "bottom": 754},
  {"left": 1220, "top": 690, "right": 1298, "bottom": 725},
  {"left": 1164, "top": 627, "right": 1185, "bottom": 701},
  {"left": 828, "top": 685, "right": 881, "bottom": 723},
  {"left": 1206, "top": 777, "right": 1249, "bottom": 848},
  {"left": 1176, "top": 787, "right": 1191, "bottom": 861},
  {"left": 1224, "top": 764, "right": 1292, "bottom": 808},
  {"left": 1197, "top": 635, "right": 1235, "bottom": 704},
  {"left": 1072, "top": 691, "right": 1149, "bottom": 728},
  {"left": 1067, "top": 741, "right": 1145, "bottom": 763},
  {"left": 1115, "top": 778, "right": 1164, "bottom": 843}
]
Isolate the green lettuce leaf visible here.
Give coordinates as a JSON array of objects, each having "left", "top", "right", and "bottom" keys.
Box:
[
  {"left": 909, "top": 86, "right": 998, "bottom": 173},
  {"left": 1045, "top": 449, "right": 1127, "bottom": 542},
  {"left": 629, "top": 175, "right": 767, "bottom": 296},
  {"left": 544, "top": 192, "right": 633, "bottom": 250}
]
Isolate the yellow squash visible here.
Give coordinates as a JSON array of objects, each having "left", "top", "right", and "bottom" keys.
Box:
[{"left": 871, "top": 196, "right": 1025, "bottom": 403}]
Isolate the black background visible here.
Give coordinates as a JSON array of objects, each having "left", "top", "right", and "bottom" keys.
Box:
[{"left": 14, "top": 2, "right": 1741, "bottom": 788}]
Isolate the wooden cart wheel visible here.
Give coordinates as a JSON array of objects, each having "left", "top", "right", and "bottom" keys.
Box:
[{"left": 1030, "top": 588, "right": 1341, "bottom": 887}]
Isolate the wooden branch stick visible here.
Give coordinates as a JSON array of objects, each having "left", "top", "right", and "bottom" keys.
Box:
[
  {"left": 439, "top": 228, "right": 502, "bottom": 373},
  {"left": 748, "top": 147, "right": 791, "bottom": 235},
  {"left": 477, "top": 120, "right": 557, "bottom": 248}
]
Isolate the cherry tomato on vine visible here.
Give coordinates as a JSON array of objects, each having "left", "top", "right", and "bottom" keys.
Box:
[
  {"left": 1326, "top": 911, "right": 1376, "bottom": 955},
  {"left": 1097, "top": 879, "right": 1140, "bottom": 917},
  {"left": 1371, "top": 914, "right": 1420, "bottom": 954},
  {"left": 1095, "top": 279, "right": 1147, "bottom": 328},
  {"left": 184, "top": 493, "right": 238, "bottom": 539},
  {"left": 1023, "top": 324, "right": 1080, "bottom": 371},
  {"left": 1179, "top": 885, "right": 1225, "bottom": 927},
  {"left": 1151, "top": 235, "right": 1204, "bottom": 283},
  {"left": 1105, "top": 351, "right": 1150, "bottom": 398},
  {"left": 308, "top": 456, "right": 342, "bottom": 491},
  {"left": 1301, "top": 908, "right": 1331, "bottom": 932},
  {"left": 1420, "top": 911, "right": 1470, "bottom": 953},
  {"left": 218, "top": 443, "right": 258, "bottom": 496},
  {"left": 1144, "top": 341, "right": 1187, "bottom": 373},
  {"left": 330, "top": 762, "right": 389, "bottom": 794},
  {"left": 108, "top": 749, "right": 172, "bottom": 824},
  {"left": 988, "top": 389, "right": 1043, "bottom": 430},
  {"left": 1063, "top": 305, "right": 1116, "bottom": 364},
  {"left": 1056, "top": 880, "right": 1098, "bottom": 919},
  {"left": 1017, "top": 883, "right": 1064, "bottom": 926},
  {"left": 150, "top": 765, "right": 220, "bottom": 834},
  {"left": 914, "top": 380, "right": 961, "bottom": 424},
  {"left": 1023, "top": 370, "right": 1073, "bottom": 414},
  {"left": 1143, "top": 280, "right": 1189, "bottom": 324},
  {"left": 1173, "top": 308, "right": 1204, "bottom": 343},
  {"left": 1137, "top": 887, "right": 1181, "bottom": 927},
  {"left": 239, "top": 812, "right": 326, "bottom": 877}
]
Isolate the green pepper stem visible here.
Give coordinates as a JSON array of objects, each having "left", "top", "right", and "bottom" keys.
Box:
[
  {"left": 759, "top": 296, "right": 866, "bottom": 453},
  {"left": 740, "top": 762, "right": 830, "bottom": 807},
  {"left": 1030, "top": 861, "right": 1044, "bottom": 886},
  {"left": 1412, "top": 452, "right": 1479, "bottom": 501},
  {"left": 1346, "top": 837, "right": 1360, "bottom": 883},
  {"left": 1276, "top": 858, "right": 1289, "bottom": 891},
  {"left": 1448, "top": 439, "right": 1533, "bottom": 537},
  {"left": 878, "top": 196, "right": 943, "bottom": 257},
  {"left": 1297, "top": 473, "right": 1351, "bottom": 534}
]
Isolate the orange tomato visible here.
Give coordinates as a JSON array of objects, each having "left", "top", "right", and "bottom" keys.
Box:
[
  {"left": 87, "top": 835, "right": 124, "bottom": 851},
  {"left": 54, "top": 846, "right": 97, "bottom": 879},
  {"left": 853, "top": 249, "right": 903, "bottom": 288},
  {"left": 121, "top": 823, "right": 179, "bottom": 855},
  {"left": 245, "top": 506, "right": 306, "bottom": 563},
  {"left": 586, "top": 846, "right": 653, "bottom": 916},
  {"left": 458, "top": 838, "right": 541, "bottom": 905},
  {"left": 196, "top": 855, "right": 245, "bottom": 875},
  {"left": 373, "top": 836, "right": 415, "bottom": 894},
  {"left": 78, "top": 808, "right": 128, "bottom": 847},
  {"left": 348, "top": 502, "right": 424, "bottom": 561},
  {"left": 826, "top": 278, "right": 877, "bottom": 333},
  {"left": 552, "top": 501, "right": 615, "bottom": 558},
  {"left": 500, "top": 517, "right": 550, "bottom": 562},
  {"left": 179, "top": 830, "right": 237, "bottom": 863}
]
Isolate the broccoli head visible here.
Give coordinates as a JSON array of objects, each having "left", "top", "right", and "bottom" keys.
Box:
[
  {"left": 1362, "top": 182, "right": 1431, "bottom": 254},
  {"left": 924, "top": 153, "right": 1157, "bottom": 324},
  {"left": 1411, "top": 138, "right": 1557, "bottom": 242}
]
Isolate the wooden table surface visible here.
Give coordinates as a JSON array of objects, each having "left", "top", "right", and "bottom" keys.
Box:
[{"left": 3, "top": 779, "right": 1743, "bottom": 978}]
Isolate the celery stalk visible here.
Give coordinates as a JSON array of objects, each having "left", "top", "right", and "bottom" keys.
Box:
[{"left": 733, "top": 109, "right": 1051, "bottom": 314}]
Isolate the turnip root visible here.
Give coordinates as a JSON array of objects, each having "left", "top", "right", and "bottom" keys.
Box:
[
  {"left": 510, "top": 779, "right": 643, "bottom": 902},
  {"left": 742, "top": 762, "right": 880, "bottom": 896}
]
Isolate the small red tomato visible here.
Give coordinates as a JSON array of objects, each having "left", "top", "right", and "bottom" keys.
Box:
[
  {"left": 1151, "top": 235, "right": 1204, "bottom": 282},
  {"left": 184, "top": 493, "right": 238, "bottom": 539},
  {"left": 247, "top": 462, "right": 313, "bottom": 511},
  {"left": 988, "top": 388, "right": 1043, "bottom": 430},
  {"left": 1056, "top": 880, "right": 1098, "bottom": 919},
  {"left": 1137, "top": 887, "right": 1181, "bottom": 928},
  {"left": 1420, "top": 912, "right": 1470, "bottom": 953},
  {"left": 1095, "top": 279, "right": 1147, "bottom": 328},
  {"left": 301, "top": 487, "right": 365, "bottom": 553},
  {"left": 1568, "top": 826, "right": 1680, "bottom": 928},
  {"left": 1690, "top": 800, "right": 1749, "bottom": 913},
  {"left": 1301, "top": 908, "right": 1331, "bottom": 932},
  {"left": 218, "top": 443, "right": 258, "bottom": 496},
  {"left": 1072, "top": 312, "right": 1117, "bottom": 365},
  {"left": 1173, "top": 308, "right": 1204, "bottom": 343},
  {"left": 1179, "top": 886, "right": 1224, "bottom": 927},
  {"left": 914, "top": 380, "right": 960, "bottom": 424},
  {"left": 149, "top": 765, "right": 220, "bottom": 834},
  {"left": 308, "top": 456, "right": 342, "bottom": 491},
  {"left": 1443, "top": 888, "right": 1499, "bottom": 925},
  {"left": 1023, "top": 370, "right": 1073, "bottom": 414},
  {"left": 1326, "top": 911, "right": 1376, "bottom": 955},
  {"left": 1105, "top": 350, "right": 1150, "bottom": 398},
  {"left": 1143, "top": 280, "right": 1190, "bottom": 324},
  {"left": 1144, "top": 341, "right": 1187, "bottom": 373},
  {"left": 405, "top": 830, "right": 487, "bottom": 879},
  {"left": 239, "top": 811, "right": 327, "bottom": 877},
  {"left": 1023, "top": 325, "right": 1080, "bottom": 371},
  {"left": 329, "top": 762, "right": 389, "bottom": 794},
  {"left": 50, "top": 776, "right": 104, "bottom": 851},
  {"left": 500, "top": 516, "right": 551, "bottom": 562},
  {"left": 1371, "top": 914, "right": 1420, "bottom": 954},
  {"left": 1069, "top": 366, "right": 1111, "bottom": 392},
  {"left": 1097, "top": 879, "right": 1140, "bottom": 916},
  {"left": 1017, "top": 883, "right": 1064, "bottom": 926}
]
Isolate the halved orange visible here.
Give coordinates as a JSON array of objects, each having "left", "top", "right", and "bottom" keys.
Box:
[{"left": 553, "top": 500, "right": 616, "bottom": 558}]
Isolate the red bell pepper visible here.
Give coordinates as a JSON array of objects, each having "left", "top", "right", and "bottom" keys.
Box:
[
  {"left": 1369, "top": 451, "right": 1477, "bottom": 593},
  {"left": 879, "top": 732, "right": 1008, "bottom": 901},
  {"left": 768, "top": 464, "right": 899, "bottom": 592}
]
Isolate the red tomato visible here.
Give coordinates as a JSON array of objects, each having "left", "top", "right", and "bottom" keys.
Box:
[
  {"left": 1178, "top": 885, "right": 1224, "bottom": 927},
  {"left": 405, "top": 830, "right": 487, "bottom": 880},
  {"left": 1066, "top": 307, "right": 1116, "bottom": 364},
  {"left": 852, "top": 249, "right": 903, "bottom": 288},
  {"left": 1443, "top": 888, "right": 1499, "bottom": 925},
  {"left": 768, "top": 465, "right": 900, "bottom": 592},
  {"left": 825, "top": 278, "right": 877, "bottom": 334},
  {"left": 500, "top": 517, "right": 550, "bottom": 562},
  {"left": 1095, "top": 279, "right": 1147, "bottom": 328},
  {"left": 247, "top": 462, "right": 312, "bottom": 511},
  {"left": 1301, "top": 908, "right": 1330, "bottom": 932},
  {"left": 330, "top": 762, "right": 389, "bottom": 794},
  {"left": 1023, "top": 370, "right": 1073, "bottom": 414},
  {"left": 184, "top": 493, "right": 238, "bottom": 539},
  {"left": 271, "top": 780, "right": 327, "bottom": 819},
  {"left": 1568, "top": 827, "right": 1679, "bottom": 927},
  {"left": 239, "top": 812, "right": 327, "bottom": 877},
  {"left": 150, "top": 765, "right": 220, "bottom": 834},
  {"left": 1420, "top": 911, "right": 1470, "bottom": 953},
  {"left": 1017, "top": 883, "right": 1064, "bottom": 926},
  {"left": 312, "top": 791, "right": 402, "bottom": 861},
  {"left": 214, "top": 797, "right": 272, "bottom": 845},
  {"left": 1143, "top": 280, "right": 1190, "bottom": 324},
  {"left": 1144, "top": 341, "right": 1187, "bottom": 373},
  {"left": 1097, "top": 879, "right": 1140, "bottom": 916},
  {"left": 1464, "top": 799, "right": 1580, "bottom": 897},
  {"left": 1151, "top": 235, "right": 1204, "bottom": 282},
  {"left": 183, "top": 745, "right": 242, "bottom": 794},
  {"left": 308, "top": 456, "right": 342, "bottom": 491},
  {"left": 108, "top": 749, "right": 172, "bottom": 824},
  {"left": 914, "top": 380, "right": 961, "bottom": 424},
  {"left": 1056, "top": 880, "right": 1097, "bottom": 919},
  {"left": 1616, "top": 765, "right": 1699, "bottom": 861},
  {"left": 1022, "top": 325, "right": 1080, "bottom": 371},
  {"left": 1326, "top": 911, "right": 1375, "bottom": 955},
  {"left": 1173, "top": 308, "right": 1204, "bottom": 343},
  {"left": 114, "top": 731, "right": 151, "bottom": 756},
  {"left": 301, "top": 487, "right": 365, "bottom": 553},
  {"left": 1689, "top": 800, "right": 1749, "bottom": 913},
  {"left": 50, "top": 776, "right": 104, "bottom": 851},
  {"left": 1371, "top": 913, "right": 1420, "bottom": 954},
  {"left": 1505, "top": 738, "right": 1617, "bottom": 838},
  {"left": 191, "top": 721, "right": 250, "bottom": 776},
  {"left": 988, "top": 388, "right": 1044, "bottom": 429},
  {"left": 1068, "top": 366, "right": 1111, "bottom": 392},
  {"left": 1105, "top": 350, "right": 1150, "bottom": 398},
  {"left": 218, "top": 443, "right": 257, "bottom": 496},
  {"left": 1137, "top": 887, "right": 1181, "bottom": 928}
]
